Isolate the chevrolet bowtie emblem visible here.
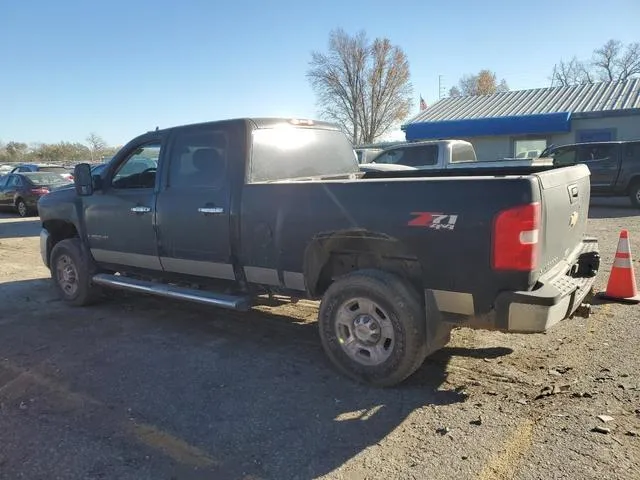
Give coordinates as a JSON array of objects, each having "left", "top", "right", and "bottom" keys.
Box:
[{"left": 569, "top": 211, "right": 579, "bottom": 228}]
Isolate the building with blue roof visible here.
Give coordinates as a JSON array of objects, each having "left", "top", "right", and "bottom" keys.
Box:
[{"left": 402, "top": 79, "right": 640, "bottom": 160}]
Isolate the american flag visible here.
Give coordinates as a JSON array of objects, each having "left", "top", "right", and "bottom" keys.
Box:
[{"left": 420, "top": 96, "right": 427, "bottom": 111}]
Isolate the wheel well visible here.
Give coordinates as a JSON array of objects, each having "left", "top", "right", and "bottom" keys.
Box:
[
  {"left": 43, "top": 220, "right": 79, "bottom": 264},
  {"left": 304, "top": 230, "right": 422, "bottom": 298},
  {"left": 629, "top": 176, "right": 640, "bottom": 191}
]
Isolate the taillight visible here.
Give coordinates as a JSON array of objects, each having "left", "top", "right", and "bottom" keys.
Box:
[
  {"left": 31, "top": 187, "right": 50, "bottom": 195},
  {"left": 492, "top": 202, "right": 541, "bottom": 271}
]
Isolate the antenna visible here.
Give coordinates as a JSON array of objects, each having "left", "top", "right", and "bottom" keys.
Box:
[{"left": 438, "top": 75, "right": 446, "bottom": 100}]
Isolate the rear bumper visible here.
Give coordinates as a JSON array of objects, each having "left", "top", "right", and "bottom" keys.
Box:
[{"left": 494, "top": 237, "right": 599, "bottom": 333}]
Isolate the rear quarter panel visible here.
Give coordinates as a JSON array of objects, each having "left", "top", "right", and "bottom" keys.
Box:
[{"left": 239, "top": 176, "right": 539, "bottom": 313}]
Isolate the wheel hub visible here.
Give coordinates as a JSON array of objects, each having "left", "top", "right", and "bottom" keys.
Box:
[
  {"left": 56, "top": 254, "right": 79, "bottom": 296},
  {"left": 352, "top": 315, "right": 381, "bottom": 345},
  {"left": 334, "top": 297, "right": 395, "bottom": 366}
]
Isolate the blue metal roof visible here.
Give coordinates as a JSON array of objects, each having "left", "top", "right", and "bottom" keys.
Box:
[
  {"left": 405, "top": 79, "right": 640, "bottom": 124},
  {"left": 404, "top": 112, "right": 572, "bottom": 141}
]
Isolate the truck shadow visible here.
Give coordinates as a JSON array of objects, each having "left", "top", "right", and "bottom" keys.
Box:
[
  {"left": 0, "top": 218, "right": 41, "bottom": 238},
  {"left": 2, "top": 280, "right": 513, "bottom": 479},
  {"left": 588, "top": 200, "right": 637, "bottom": 219}
]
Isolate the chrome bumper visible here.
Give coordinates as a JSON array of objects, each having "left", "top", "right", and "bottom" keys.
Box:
[
  {"left": 496, "top": 238, "right": 599, "bottom": 333},
  {"left": 40, "top": 228, "right": 50, "bottom": 268}
]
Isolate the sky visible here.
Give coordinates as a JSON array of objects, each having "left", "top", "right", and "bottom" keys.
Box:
[{"left": 1, "top": 0, "right": 639, "bottom": 146}]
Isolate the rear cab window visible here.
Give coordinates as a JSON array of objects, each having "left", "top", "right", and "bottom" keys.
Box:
[{"left": 248, "top": 124, "right": 358, "bottom": 183}]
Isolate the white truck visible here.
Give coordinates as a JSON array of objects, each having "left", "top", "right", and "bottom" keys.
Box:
[{"left": 360, "top": 140, "right": 553, "bottom": 172}]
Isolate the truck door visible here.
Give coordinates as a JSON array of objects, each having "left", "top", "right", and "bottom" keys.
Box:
[
  {"left": 155, "top": 125, "right": 234, "bottom": 281},
  {"left": 576, "top": 143, "right": 620, "bottom": 192},
  {"left": 82, "top": 136, "right": 163, "bottom": 270}
]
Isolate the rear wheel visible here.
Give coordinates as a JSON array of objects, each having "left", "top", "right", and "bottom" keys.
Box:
[
  {"left": 15, "top": 198, "right": 28, "bottom": 217},
  {"left": 630, "top": 182, "right": 640, "bottom": 208},
  {"left": 50, "top": 238, "right": 102, "bottom": 306},
  {"left": 318, "top": 269, "right": 427, "bottom": 387}
]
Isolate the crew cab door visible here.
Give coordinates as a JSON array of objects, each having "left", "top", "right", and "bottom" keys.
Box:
[
  {"left": 155, "top": 124, "right": 234, "bottom": 280},
  {"left": 83, "top": 135, "right": 163, "bottom": 270}
]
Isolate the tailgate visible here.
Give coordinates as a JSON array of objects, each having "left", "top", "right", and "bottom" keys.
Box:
[{"left": 535, "top": 164, "right": 591, "bottom": 279}]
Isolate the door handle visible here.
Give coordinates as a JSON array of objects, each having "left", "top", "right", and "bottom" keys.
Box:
[
  {"left": 130, "top": 206, "right": 151, "bottom": 213},
  {"left": 198, "top": 207, "right": 224, "bottom": 214}
]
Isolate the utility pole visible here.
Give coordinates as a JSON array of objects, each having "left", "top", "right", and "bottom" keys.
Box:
[{"left": 438, "top": 75, "right": 446, "bottom": 100}]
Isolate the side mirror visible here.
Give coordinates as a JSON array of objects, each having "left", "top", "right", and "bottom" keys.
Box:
[{"left": 74, "top": 163, "right": 94, "bottom": 196}]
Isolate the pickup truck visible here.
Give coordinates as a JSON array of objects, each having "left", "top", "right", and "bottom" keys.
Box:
[
  {"left": 541, "top": 140, "right": 640, "bottom": 208},
  {"left": 361, "top": 139, "right": 553, "bottom": 172},
  {"left": 37, "top": 117, "right": 600, "bottom": 387}
]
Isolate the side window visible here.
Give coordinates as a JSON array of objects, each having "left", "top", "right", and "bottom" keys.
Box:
[
  {"left": 404, "top": 146, "right": 438, "bottom": 166},
  {"left": 577, "top": 144, "right": 615, "bottom": 163},
  {"left": 451, "top": 143, "right": 476, "bottom": 163},
  {"left": 7, "top": 175, "right": 23, "bottom": 187},
  {"left": 551, "top": 147, "right": 577, "bottom": 166},
  {"left": 112, "top": 142, "right": 161, "bottom": 189},
  {"left": 168, "top": 129, "right": 228, "bottom": 189},
  {"left": 372, "top": 149, "right": 399, "bottom": 164},
  {"left": 625, "top": 142, "right": 640, "bottom": 159}
]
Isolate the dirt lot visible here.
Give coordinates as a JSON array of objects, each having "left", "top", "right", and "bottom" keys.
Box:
[{"left": 0, "top": 199, "right": 639, "bottom": 480}]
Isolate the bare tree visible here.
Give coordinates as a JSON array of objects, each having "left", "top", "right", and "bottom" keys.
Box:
[
  {"left": 86, "top": 132, "right": 106, "bottom": 162},
  {"left": 451, "top": 69, "right": 509, "bottom": 96},
  {"left": 550, "top": 57, "right": 593, "bottom": 87},
  {"left": 550, "top": 39, "right": 640, "bottom": 86},
  {"left": 308, "top": 29, "right": 413, "bottom": 144},
  {"left": 593, "top": 39, "right": 640, "bottom": 82}
]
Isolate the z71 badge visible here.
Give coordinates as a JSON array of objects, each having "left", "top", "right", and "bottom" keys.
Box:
[{"left": 408, "top": 212, "right": 458, "bottom": 230}]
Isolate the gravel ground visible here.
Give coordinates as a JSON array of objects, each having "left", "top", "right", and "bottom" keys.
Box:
[{"left": 0, "top": 198, "right": 639, "bottom": 480}]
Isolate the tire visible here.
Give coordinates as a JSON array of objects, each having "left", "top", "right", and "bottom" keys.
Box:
[
  {"left": 15, "top": 198, "right": 29, "bottom": 217},
  {"left": 318, "top": 269, "right": 427, "bottom": 387},
  {"left": 630, "top": 182, "right": 640, "bottom": 209},
  {"left": 50, "top": 238, "right": 102, "bottom": 306}
]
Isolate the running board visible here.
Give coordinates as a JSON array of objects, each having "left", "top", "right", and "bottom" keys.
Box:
[{"left": 92, "top": 273, "right": 252, "bottom": 311}]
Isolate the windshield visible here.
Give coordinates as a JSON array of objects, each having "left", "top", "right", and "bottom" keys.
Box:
[
  {"left": 23, "top": 172, "right": 71, "bottom": 186},
  {"left": 249, "top": 126, "right": 359, "bottom": 182}
]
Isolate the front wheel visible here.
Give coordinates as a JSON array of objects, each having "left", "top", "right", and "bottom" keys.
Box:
[
  {"left": 318, "top": 270, "right": 427, "bottom": 387},
  {"left": 50, "top": 238, "right": 102, "bottom": 306},
  {"left": 630, "top": 182, "right": 640, "bottom": 208}
]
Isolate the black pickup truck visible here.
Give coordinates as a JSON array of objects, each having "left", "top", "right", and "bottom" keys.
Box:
[
  {"left": 37, "top": 118, "right": 600, "bottom": 387},
  {"left": 541, "top": 140, "right": 640, "bottom": 207}
]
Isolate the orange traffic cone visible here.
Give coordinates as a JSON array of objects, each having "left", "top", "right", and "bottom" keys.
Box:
[{"left": 599, "top": 229, "right": 639, "bottom": 304}]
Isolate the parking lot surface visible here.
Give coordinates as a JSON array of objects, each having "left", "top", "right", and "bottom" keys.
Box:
[{"left": 0, "top": 200, "right": 639, "bottom": 480}]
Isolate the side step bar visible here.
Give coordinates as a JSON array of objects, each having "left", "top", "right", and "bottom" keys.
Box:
[{"left": 92, "top": 273, "right": 252, "bottom": 311}]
